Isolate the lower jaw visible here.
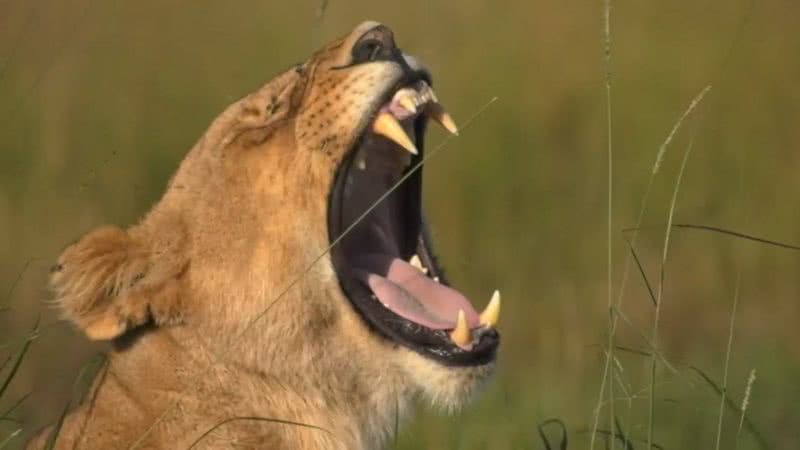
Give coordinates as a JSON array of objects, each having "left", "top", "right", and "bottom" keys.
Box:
[
  {"left": 331, "top": 232, "right": 500, "bottom": 366},
  {"left": 341, "top": 288, "right": 500, "bottom": 367}
]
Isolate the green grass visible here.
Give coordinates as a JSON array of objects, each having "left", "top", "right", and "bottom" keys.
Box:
[
  {"left": 3, "top": 0, "right": 800, "bottom": 449},
  {"left": 0, "top": 320, "right": 37, "bottom": 449}
]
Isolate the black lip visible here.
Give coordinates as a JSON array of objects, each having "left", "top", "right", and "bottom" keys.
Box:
[{"left": 327, "top": 76, "right": 500, "bottom": 367}]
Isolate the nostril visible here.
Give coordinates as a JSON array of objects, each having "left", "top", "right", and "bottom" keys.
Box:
[
  {"left": 351, "top": 26, "right": 396, "bottom": 64},
  {"left": 353, "top": 39, "right": 383, "bottom": 63}
]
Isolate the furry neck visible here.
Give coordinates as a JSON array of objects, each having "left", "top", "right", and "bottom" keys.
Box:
[{"left": 31, "top": 321, "right": 414, "bottom": 450}]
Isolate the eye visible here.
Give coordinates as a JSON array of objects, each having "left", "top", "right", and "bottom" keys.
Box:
[{"left": 352, "top": 39, "right": 384, "bottom": 64}]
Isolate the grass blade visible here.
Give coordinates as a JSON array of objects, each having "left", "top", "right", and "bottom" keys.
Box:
[
  {"left": 186, "top": 416, "right": 331, "bottom": 449},
  {"left": 536, "top": 418, "right": 568, "bottom": 450},
  {"left": 690, "top": 366, "right": 770, "bottom": 450},
  {"left": 1, "top": 392, "right": 31, "bottom": 419},
  {"left": 623, "top": 224, "right": 800, "bottom": 251},
  {"left": 0, "top": 429, "right": 22, "bottom": 449},
  {"left": 0, "top": 318, "right": 39, "bottom": 399},
  {"left": 40, "top": 354, "right": 107, "bottom": 450},
  {"left": 611, "top": 307, "right": 677, "bottom": 374},
  {"left": 671, "top": 224, "right": 800, "bottom": 251},
  {"left": 735, "top": 369, "right": 757, "bottom": 448},
  {"left": 647, "top": 123, "right": 699, "bottom": 449},
  {"left": 43, "top": 401, "right": 70, "bottom": 450},
  {"left": 714, "top": 268, "right": 743, "bottom": 450},
  {"left": 624, "top": 238, "right": 656, "bottom": 306},
  {"left": 2, "top": 259, "right": 36, "bottom": 305},
  {"left": 582, "top": 428, "right": 666, "bottom": 450},
  {"left": 652, "top": 87, "right": 710, "bottom": 174},
  {"left": 613, "top": 416, "right": 634, "bottom": 450},
  {"left": 602, "top": 0, "right": 617, "bottom": 446}
]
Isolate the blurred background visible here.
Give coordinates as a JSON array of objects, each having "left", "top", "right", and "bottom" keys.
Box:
[{"left": 1, "top": 0, "right": 799, "bottom": 448}]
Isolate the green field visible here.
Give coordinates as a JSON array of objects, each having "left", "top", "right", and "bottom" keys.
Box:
[{"left": 2, "top": 1, "right": 799, "bottom": 448}]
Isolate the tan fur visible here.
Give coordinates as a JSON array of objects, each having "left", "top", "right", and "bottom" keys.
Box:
[{"left": 28, "top": 22, "right": 494, "bottom": 450}]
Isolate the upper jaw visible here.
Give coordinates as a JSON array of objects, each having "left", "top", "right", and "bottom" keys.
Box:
[
  {"left": 350, "top": 52, "right": 457, "bottom": 153},
  {"left": 363, "top": 71, "right": 459, "bottom": 158}
]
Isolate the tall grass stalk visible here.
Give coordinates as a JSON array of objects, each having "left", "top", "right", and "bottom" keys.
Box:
[
  {"left": 590, "top": 0, "right": 615, "bottom": 447},
  {"left": 592, "top": 80, "right": 711, "bottom": 449},
  {"left": 588, "top": 2, "right": 711, "bottom": 442},
  {"left": 716, "top": 111, "right": 751, "bottom": 450},
  {"left": 603, "top": 0, "right": 616, "bottom": 447},
  {"left": 691, "top": 365, "right": 770, "bottom": 450},
  {"left": 715, "top": 268, "right": 743, "bottom": 450},
  {"left": 735, "top": 369, "right": 756, "bottom": 447},
  {"left": 647, "top": 120, "right": 698, "bottom": 449}
]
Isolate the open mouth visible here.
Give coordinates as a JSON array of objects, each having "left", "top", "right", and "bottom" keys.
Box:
[{"left": 328, "top": 74, "right": 500, "bottom": 366}]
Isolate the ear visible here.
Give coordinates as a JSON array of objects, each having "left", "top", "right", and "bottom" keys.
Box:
[{"left": 51, "top": 226, "right": 187, "bottom": 340}]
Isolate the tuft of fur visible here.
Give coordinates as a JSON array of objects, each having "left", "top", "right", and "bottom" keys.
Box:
[
  {"left": 28, "top": 21, "right": 496, "bottom": 450},
  {"left": 51, "top": 226, "right": 187, "bottom": 340}
]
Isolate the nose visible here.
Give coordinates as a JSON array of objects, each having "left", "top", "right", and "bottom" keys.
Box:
[{"left": 351, "top": 25, "right": 400, "bottom": 65}]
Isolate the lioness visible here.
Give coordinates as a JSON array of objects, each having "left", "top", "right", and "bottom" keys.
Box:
[{"left": 28, "top": 21, "right": 500, "bottom": 450}]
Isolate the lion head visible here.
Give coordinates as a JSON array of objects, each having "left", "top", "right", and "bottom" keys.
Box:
[{"left": 43, "top": 21, "right": 500, "bottom": 449}]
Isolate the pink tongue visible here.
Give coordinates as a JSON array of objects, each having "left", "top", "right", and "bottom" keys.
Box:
[{"left": 354, "top": 255, "right": 480, "bottom": 330}]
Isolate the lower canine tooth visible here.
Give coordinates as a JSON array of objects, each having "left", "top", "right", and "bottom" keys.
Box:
[
  {"left": 372, "top": 112, "right": 418, "bottom": 155},
  {"left": 427, "top": 103, "right": 459, "bottom": 136},
  {"left": 450, "top": 309, "right": 472, "bottom": 347},
  {"left": 479, "top": 290, "right": 501, "bottom": 327}
]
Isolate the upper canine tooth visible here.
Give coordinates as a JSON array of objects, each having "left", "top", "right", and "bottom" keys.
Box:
[
  {"left": 450, "top": 309, "right": 472, "bottom": 348},
  {"left": 409, "top": 254, "right": 428, "bottom": 274},
  {"left": 427, "top": 86, "right": 439, "bottom": 103},
  {"left": 372, "top": 112, "right": 418, "bottom": 155},
  {"left": 427, "top": 103, "right": 459, "bottom": 136},
  {"left": 415, "top": 80, "right": 433, "bottom": 98},
  {"left": 416, "top": 82, "right": 438, "bottom": 103},
  {"left": 479, "top": 290, "right": 500, "bottom": 327}
]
